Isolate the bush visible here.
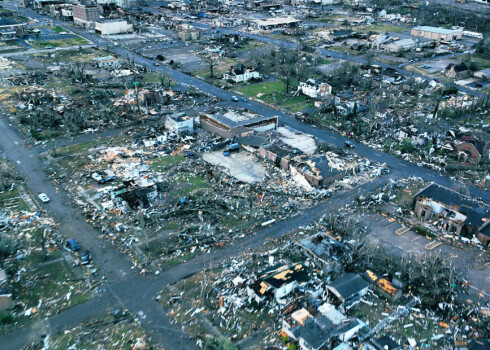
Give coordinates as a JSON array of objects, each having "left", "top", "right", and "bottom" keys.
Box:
[
  {"left": 0, "top": 311, "right": 14, "bottom": 325},
  {"left": 415, "top": 225, "right": 436, "bottom": 239},
  {"left": 0, "top": 235, "right": 18, "bottom": 258},
  {"left": 400, "top": 138, "right": 415, "bottom": 154}
]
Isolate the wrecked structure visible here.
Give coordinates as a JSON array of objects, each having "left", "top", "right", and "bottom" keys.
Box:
[
  {"left": 199, "top": 112, "right": 277, "bottom": 139},
  {"left": 413, "top": 183, "right": 490, "bottom": 245}
]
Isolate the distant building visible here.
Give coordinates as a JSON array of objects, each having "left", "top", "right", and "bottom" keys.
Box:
[
  {"left": 92, "top": 55, "right": 120, "bottom": 67},
  {"left": 223, "top": 63, "right": 260, "bottom": 83},
  {"left": 72, "top": 4, "right": 100, "bottom": 26},
  {"left": 297, "top": 79, "right": 332, "bottom": 99},
  {"left": 253, "top": 17, "right": 301, "bottom": 31},
  {"left": 176, "top": 24, "right": 200, "bottom": 41},
  {"left": 95, "top": 20, "right": 133, "bottom": 35},
  {"left": 445, "top": 62, "right": 469, "bottom": 79},
  {"left": 165, "top": 113, "right": 194, "bottom": 135},
  {"left": 96, "top": 0, "right": 134, "bottom": 9},
  {"left": 0, "top": 17, "right": 28, "bottom": 40},
  {"left": 410, "top": 26, "right": 462, "bottom": 41},
  {"left": 244, "top": 0, "right": 282, "bottom": 10}
]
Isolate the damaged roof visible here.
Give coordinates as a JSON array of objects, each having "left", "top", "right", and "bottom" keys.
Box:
[
  {"left": 260, "top": 263, "right": 309, "bottom": 289},
  {"left": 415, "top": 183, "right": 490, "bottom": 228}
]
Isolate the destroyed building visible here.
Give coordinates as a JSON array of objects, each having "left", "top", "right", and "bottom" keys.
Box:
[
  {"left": 251, "top": 263, "right": 309, "bottom": 303},
  {"left": 298, "top": 232, "right": 344, "bottom": 273},
  {"left": 199, "top": 112, "right": 277, "bottom": 139},
  {"left": 413, "top": 183, "right": 490, "bottom": 245},
  {"left": 364, "top": 270, "right": 402, "bottom": 302},
  {"left": 259, "top": 142, "right": 298, "bottom": 171},
  {"left": 289, "top": 155, "right": 347, "bottom": 187},
  {"left": 165, "top": 112, "right": 194, "bottom": 135}
]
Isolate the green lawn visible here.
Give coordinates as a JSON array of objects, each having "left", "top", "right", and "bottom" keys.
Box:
[
  {"left": 355, "top": 24, "right": 408, "bottom": 34},
  {"left": 235, "top": 80, "right": 314, "bottom": 113},
  {"left": 31, "top": 36, "right": 90, "bottom": 49},
  {"left": 50, "top": 26, "right": 68, "bottom": 33},
  {"left": 329, "top": 46, "right": 360, "bottom": 55}
]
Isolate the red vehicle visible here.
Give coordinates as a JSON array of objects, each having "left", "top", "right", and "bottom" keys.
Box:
[{"left": 211, "top": 25, "right": 216, "bottom": 29}]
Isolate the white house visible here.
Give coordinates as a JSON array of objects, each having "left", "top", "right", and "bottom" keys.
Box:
[
  {"left": 92, "top": 56, "right": 120, "bottom": 68},
  {"left": 297, "top": 79, "right": 332, "bottom": 99},
  {"left": 165, "top": 113, "right": 194, "bottom": 135},
  {"left": 223, "top": 64, "right": 260, "bottom": 83}
]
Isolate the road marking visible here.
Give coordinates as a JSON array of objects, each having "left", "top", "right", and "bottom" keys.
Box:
[
  {"left": 385, "top": 222, "right": 398, "bottom": 228},
  {"left": 412, "top": 235, "right": 422, "bottom": 242},
  {"left": 395, "top": 226, "right": 411, "bottom": 235},
  {"left": 400, "top": 163, "right": 407, "bottom": 167},
  {"left": 425, "top": 241, "right": 442, "bottom": 250}
]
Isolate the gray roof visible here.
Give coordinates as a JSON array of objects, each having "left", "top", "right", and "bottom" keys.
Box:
[
  {"left": 412, "top": 26, "right": 461, "bottom": 35},
  {"left": 329, "top": 273, "right": 368, "bottom": 299}
]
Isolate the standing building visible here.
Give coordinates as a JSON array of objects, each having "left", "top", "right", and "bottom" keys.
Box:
[
  {"left": 72, "top": 3, "right": 100, "bottom": 26},
  {"left": 410, "top": 26, "right": 462, "bottom": 41}
]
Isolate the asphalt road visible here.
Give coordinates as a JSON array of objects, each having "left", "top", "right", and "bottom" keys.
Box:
[
  {"left": 0, "top": 4, "right": 489, "bottom": 348},
  {"left": 5, "top": 4, "right": 489, "bottom": 202},
  {"left": 0, "top": 111, "right": 391, "bottom": 348}
]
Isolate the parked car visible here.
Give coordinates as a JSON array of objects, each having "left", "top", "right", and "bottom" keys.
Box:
[
  {"left": 154, "top": 62, "right": 159, "bottom": 66},
  {"left": 81, "top": 250, "right": 91, "bottom": 265},
  {"left": 344, "top": 140, "right": 355, "bottom": 148},
  {"left": 66, "top": 238, "right": 80, "bottom": 252},
  {"left": 38, "top": 193, "right": 50, "bottom": 203},
  {"left": 231, "top": 96, "right": 239, "bottom": 102}
]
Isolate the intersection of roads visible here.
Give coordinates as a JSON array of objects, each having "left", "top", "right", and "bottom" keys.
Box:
[{"left": 0, "top": 4, "right": 488, "bottom": 348}]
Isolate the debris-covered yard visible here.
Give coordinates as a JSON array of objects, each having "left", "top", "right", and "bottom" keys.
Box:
[
  {"left": 22, "top": 310, "right": 154, "bottom": 350},
  {"left": 0, "top": 157, "right": 96, "bottom": 334}
]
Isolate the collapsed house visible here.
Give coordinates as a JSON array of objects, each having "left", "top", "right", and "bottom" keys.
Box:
[
  {"left": 298, "top": 232, "right": 345, "bottom": 273},
  {"left": 413, "top": 183, "right": 490, "bottom": 245},
  {"left": 363, "top": 270, "right": 402, "bottom": 302},
  {"left": 289, "top": 155, "right": 347, "bottom": 187},
  {"left": 248, "top": 263, "right": 309, "bottom": 303},
  {"left": 199, "top": 112, "right": 277, "bottom": 139}
]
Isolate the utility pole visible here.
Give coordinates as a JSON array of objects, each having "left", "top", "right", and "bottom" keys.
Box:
[{"left": 133, "top": 81, "right": 140, "bottom": 112}]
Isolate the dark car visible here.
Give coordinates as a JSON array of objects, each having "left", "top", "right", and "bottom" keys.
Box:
[
  {"left": 81, "top": 250, "right": 91, "bottom": 265},
  {"left": 66, "top": 238, "right": 80, "bottom": 252},
  {"left": 344, "top": 140, "right": 355, "bottom": 148}
]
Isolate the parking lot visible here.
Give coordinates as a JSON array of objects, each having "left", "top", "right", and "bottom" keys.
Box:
[{"left": 356, "top": 212, "right": 490, "bottom": 298}]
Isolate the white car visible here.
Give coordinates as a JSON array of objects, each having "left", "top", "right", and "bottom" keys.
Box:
[{"left": 38, "top": 193, "right": 50, "bottom": 203}]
